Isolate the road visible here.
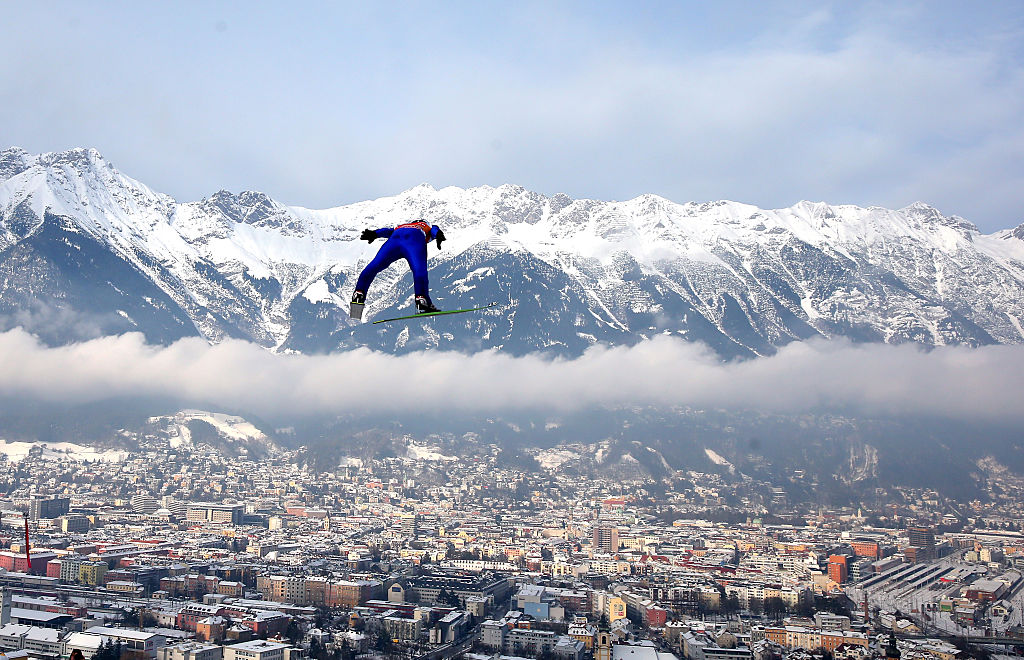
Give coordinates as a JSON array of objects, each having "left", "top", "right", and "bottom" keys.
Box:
[{"left": 415, "top": 629, "right": 481, "bottom": 660}]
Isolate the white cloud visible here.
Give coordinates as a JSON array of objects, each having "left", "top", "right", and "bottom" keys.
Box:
[{"left": 1, "top": 328, "right": 1021, "bottom": 424}]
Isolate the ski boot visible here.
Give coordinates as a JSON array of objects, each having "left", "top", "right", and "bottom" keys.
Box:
[
  {"left": 350, "top": 290, "right": 366, "bottom": 320},
  {"left": 415, "top": 295, "right": 440, "bottom": 314}
]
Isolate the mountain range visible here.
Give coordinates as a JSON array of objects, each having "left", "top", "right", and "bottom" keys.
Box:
[{"left": 3, "top": 146, "right": 1024, "bottom": 358}]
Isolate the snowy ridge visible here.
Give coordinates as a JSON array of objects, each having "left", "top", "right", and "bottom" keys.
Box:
[{"left": 3, "top": 146, "right": 1024, "bottom": 357}]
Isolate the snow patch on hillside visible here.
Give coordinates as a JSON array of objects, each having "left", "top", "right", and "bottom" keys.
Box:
[
  {"left": 452, "top": 267, "right": 496, "bottom": 293},
  {"left": 177, "top": 410, "right": 268, "bottom": 442},
  {"left": 148, "top": 410, "right": 270, "bottom": 449},
  {"left": 704, "top": 448, "right": 735, "bottom": 473},
  {"left": 534, "top": 448, "right": 580, "bottom": 469},
  {"left": 405, "top": 443, "right": 456, "bottom": 462},
  {"left": 0, "top": 439, "right": 128, "bottom": 463},
  {"left": 169, "top": 424, "right": 191, "bottom": 449},
  {"left": 302, "top": 279, "right": 341, "bottom": 305}
]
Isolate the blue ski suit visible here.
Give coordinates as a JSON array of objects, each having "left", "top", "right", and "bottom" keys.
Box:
[{"left": 354, "top": 221, "right": 442, "bottom": 298}]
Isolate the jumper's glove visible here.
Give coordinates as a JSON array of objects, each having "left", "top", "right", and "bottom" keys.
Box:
[
  {"left": 435, "top": 229, "right": 446, "bottom": 250},
  {"left": 360, "top": 228, "right": 377, "bottom": 243}
]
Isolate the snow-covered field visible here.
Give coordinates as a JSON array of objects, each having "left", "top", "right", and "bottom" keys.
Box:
[
  {"left": 533, "top": 447, "right": 581, "bottom": 470},
  {"left": 0, "top": 439, "right": 127, "bottom": 463},
  {"left": 405, "top": 442, "right": 456, "bottom": 462}
]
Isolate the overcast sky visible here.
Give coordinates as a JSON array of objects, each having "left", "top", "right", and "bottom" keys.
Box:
[{"left": 2, "top": 1, "right": 1023, "bottom": 231}]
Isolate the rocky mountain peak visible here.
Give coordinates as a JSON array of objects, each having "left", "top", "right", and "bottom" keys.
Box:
[
  {"left": 36, "top": 146, "right": 107, "bottom": 172},
  {"left": 549, "top": 192, "right": 573, "bottom": 213},
  {"left": 3, "top": 147, "right": 1024, "bottom": 358},
  {"left": 902, "top": 201, "right": 979, "bottom": 234},
  {"left": 0, "top": 146, "right": 32, "bottom": 180}
]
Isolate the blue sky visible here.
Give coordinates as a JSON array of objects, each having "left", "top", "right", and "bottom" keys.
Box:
[{"left": 2, "top": 1, "right": 1023, "bottom": 231}]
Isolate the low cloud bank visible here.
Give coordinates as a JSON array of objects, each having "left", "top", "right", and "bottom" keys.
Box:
[{"left": 1, "top": 328, "right": 1022, "bottom": 423}]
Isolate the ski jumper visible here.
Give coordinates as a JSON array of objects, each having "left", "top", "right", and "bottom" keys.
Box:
[{"left": 354, "top": 221, "right": 441, "bottom": 298}]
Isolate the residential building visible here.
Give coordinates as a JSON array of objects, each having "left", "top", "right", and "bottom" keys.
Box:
[
  {"left": 594, "top": 526, "right": 620, "bottom": 553},
  {"left": 222, "top": 640, "right": 288, "bottom": 660}
]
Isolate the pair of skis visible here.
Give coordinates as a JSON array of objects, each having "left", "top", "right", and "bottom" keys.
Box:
[{"left": 371, "top": 302, "right": 496, "bottom": 325}]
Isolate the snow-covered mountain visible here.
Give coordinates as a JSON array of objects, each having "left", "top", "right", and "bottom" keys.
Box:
[{"left": 3, "top": 146, "right": 1024, "bottom": 357}]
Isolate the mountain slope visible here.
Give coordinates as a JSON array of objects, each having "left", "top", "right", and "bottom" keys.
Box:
[{"left": 3, "top": 146, "right": 1024, "bottom": 357}]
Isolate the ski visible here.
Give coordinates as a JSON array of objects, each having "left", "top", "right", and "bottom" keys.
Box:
[{"left": 372, "top": 302, "right": 497, "bottom": 324}]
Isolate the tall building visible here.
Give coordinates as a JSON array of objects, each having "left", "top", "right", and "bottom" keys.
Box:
[
  {"left": 80, "top": 560, "right": 108, "bottom": 586},
  {"left": 593, "top": 526, "right": 619, "bottom": 553},
  {"left": 130, "top": 494, "right": 160, "bottom": 514},
  {"left": 29, "top": 497, "right": 70, "bottom": 520},
  {"left": 907, "top": 526, "right": 936, "bottom": 563},
  {"left": 827, "top": 555, "right": 849, "bottom": 584},
  {"left": 186, "top": 503, "right": 245, "bottom": 525},
  {"left": 59, "top": 556, "right": 85, "bottom": 583},
  {"left": 399, "top": 514, "right": 419, "bottom": 537},
  {"left": 606, "top": 596, "right": 626, "bottom": 622},
  {"left": 908, "top": 527, "right": 935, "bottom": 549},
  {"left": 1, "top": 587, "right": 10, "bottom": 625},
  {"left": 59, "top": 515, "right": 90, "bottom": 533},
  {"left": 162, "top": 497, "right": 188, "bottom": 517}
]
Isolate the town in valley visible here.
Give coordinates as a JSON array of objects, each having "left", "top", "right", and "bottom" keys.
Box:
[{"left": 2, "top": 414, "right": 1023, "bottom": 660}]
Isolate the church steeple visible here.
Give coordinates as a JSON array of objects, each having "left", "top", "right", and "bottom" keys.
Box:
[{"left": 885, "top": 633, "right": 901, "bottom": 660}]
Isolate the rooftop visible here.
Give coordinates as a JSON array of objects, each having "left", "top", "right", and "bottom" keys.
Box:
[{"left": 227, "top": 640, "right": 291, "bottom": 651}]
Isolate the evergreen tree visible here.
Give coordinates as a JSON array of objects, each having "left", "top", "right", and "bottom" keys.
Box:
[
  {"left": 764, "top": 597, "right": 787, "bottom": 621},
  {"left": 94, "top": 640, "right": 113, "bottom": 660}
]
